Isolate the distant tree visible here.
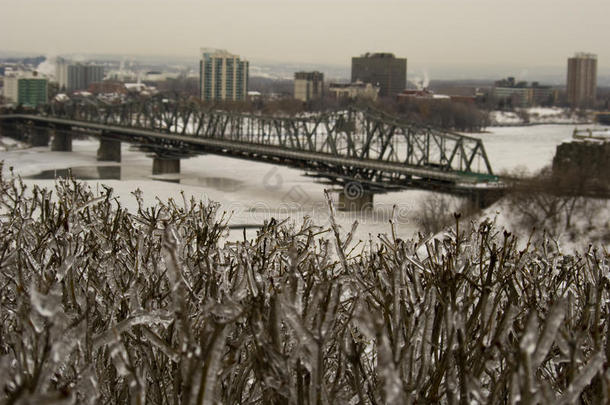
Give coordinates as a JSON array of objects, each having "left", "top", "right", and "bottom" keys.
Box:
[
  {"left": 211, "top": 100, "right": 255, "bottom": 113},
  {"left": 262, "top": 98, "right": 304, "bottom": 116},
  {"left": 376, "top": 98, "right": 489, "bottom": 132},
  {"left": 248, "top": 77, "right": 293, "bottom": 96},
  {"left": 157, "top": 76, "right": 199, "bottom": 97}
]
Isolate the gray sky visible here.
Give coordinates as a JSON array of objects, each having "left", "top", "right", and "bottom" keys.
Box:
[{"left": 2, "top": 0, "right": 609, "bottom": 75}]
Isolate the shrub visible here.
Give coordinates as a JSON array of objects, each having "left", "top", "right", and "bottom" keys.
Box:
[{"left": 0, "top": 167, "right": 609, "bottom": 404}]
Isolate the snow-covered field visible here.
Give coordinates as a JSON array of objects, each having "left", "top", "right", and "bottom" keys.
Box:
[{"left": 0, "top": 123, "right": 606, "bottom": 248}]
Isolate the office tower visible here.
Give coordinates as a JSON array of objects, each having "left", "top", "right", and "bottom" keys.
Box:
[
  {"left": 199, "top": 48, "right": 249, "bottom": 101},
  {"left": 567, "top": 53, "right": 597, "bottom": 108},
  {"left": 351, "top": 52, "right": 407, "bottom": 98},
  {"left": 294, "top": 71, "right": 324, "bottom": 102},
  {"left": 56, "top": 58, "right": 105, "bottom": 92}
]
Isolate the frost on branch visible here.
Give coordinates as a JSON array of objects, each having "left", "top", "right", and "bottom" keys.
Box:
[{"left": 0, "top": 168, "right": 609, "bottom": 404}]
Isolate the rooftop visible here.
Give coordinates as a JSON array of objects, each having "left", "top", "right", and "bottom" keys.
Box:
[
  {"left": 359, "top": 52, "right": 396, "bottom": 59},
  {"left": 200, "top": 48, "right": 244, "bottom": 59},
  {"left": 572, "top": 52, "right": 597, "bottom": 59}
]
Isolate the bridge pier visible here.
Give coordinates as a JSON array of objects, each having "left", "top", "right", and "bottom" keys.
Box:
[
  {"left": 468, "top": 189, "right": 505, "bottom": 210},
  {"left": 50, "top": 127, "right": 72, "bottom": 152},
  {"left": 1, "top": 121, "right": 23, "bottom": 141},
  {"left": 152, "top": 157, "right": 180, "bottom": 175},
  {"left": 338, "top": 189, "right": 374, "bottom": 211},
  {"left": 97, "top": 137, "right": 121, "bottom": 162},
  {"left": 29, "top": 126, "right": 50, "bottom": 147}
]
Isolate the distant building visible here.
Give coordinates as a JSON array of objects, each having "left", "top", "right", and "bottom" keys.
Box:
[
  {"left": 530, "top": 82, "right": 558, "bottom": 106},
  {"left": 492, "top": 87, "right": 532, "bottom": 108},
  {"left": 351, "top": 52, "right": 407, "bottom": 98},
  {"left": 397, "top": 89, "right": 475, "bottom": 104},
  {"left": 143, "top": 71, "right": 164, "bottom": 82},
  {"left": 199, "top": 48, "right": 249, "bottom": 101},
  {"left": 56, "top": 58, "right": 105, "bottom": 92},
  {"left": 247, "top": 91, "right": 262, "bottom": 102},
  {"left": 142, "top": 71, "right": 180, "bottom": 83},
  {"left": 3, "top": 73, "right": 48, "bottom": 106},
  {"left": 492, "top": 77, "right": 557, "bottom": 108},
  {"left": 124, "top": 83, "right": 157, "bottom": 96},
  {"left": 567, "top": 52, "right": 597, "bottom": 108},
  {"left": 329, "top": 81, "right": 379, "bottom": 101},
  {"left": 294, "top": 71, "right": 324, "bottom": 102}
]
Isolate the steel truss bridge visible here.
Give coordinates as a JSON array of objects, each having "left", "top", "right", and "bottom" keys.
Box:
[{"left": 0, "top": 96, "right": 501, "bottom": 197}]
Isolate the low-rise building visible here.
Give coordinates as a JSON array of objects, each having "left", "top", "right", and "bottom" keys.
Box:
[
  {"left": 492, "top": 87, "right": 533, "bottom": 108},
  {"left": 492, "top": 77, "right": 557, "bottom": 108},
  {"left": 142, "top": 71, "right": 180, "bottom": 83},
  {"left": 397, "top": 89, "right": 474, "bottom": 104},
  {"left": 328, "top": 81, "right": 379, "bottom": 101},
  {"left": 247, "top": 91, "right": 262, "bottom": 101},
  {"left": 530, "top": 82, "right": 558, "bottom": 106},
  {"left": 124, "top": 83, "right": 157, "bottom": 96}
]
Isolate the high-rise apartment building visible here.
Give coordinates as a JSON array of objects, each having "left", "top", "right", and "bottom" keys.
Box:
[
  {"left": 351, "top": 53, "right": 407, "bottom": 98},
  {"left": 294, "top": 71, "right": 324, "bottom": 102},
  {"left": 56, "top": 58, "right": 105, "bottom": 92},
  {"left": 199, "top": 49, "right": 249, "bottom": 102},
  {"left": 3, "top": 73, "right": 48, "bottom": 107},
  {"left": 567, "top": 53, "right": 597, "bottom": 108}
]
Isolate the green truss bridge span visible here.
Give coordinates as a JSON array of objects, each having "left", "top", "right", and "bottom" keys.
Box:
[{"left": 0, "top": 97, "right": 503, "bottom": 207}]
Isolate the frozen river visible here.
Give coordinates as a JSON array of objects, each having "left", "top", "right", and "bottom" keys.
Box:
[
  {"left": 0, "top": 123, "right": 597, "bottom": 241},
  {"left": 477, "top": 124, "right": 592, "bottom": 174}
]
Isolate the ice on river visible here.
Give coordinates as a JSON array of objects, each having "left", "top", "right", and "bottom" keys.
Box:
[{"left": 0, "top": 123, "right": 602, "bottom": 243}]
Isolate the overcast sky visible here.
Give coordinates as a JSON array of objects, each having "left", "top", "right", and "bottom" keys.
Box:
[{"left": 2, "top": 0, "right": 609, "bottom": 74}]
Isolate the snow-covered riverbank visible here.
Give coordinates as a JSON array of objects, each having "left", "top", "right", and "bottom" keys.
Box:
[{"left": 490, "top": 107, "right": 591, "bottom": 126}]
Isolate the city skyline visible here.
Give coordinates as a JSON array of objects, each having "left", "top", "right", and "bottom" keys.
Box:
[{"left": 1, "top": 0, "right": 609, "bottom": 78}]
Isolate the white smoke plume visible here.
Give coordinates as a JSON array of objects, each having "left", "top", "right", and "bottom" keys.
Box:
[
  {"left": 422, "top": 70, "right": 430, "bottom": 89},
  {"left": 409, "top": 76, "right": 423, "bottom": 90},
  {"left": 35, "top": 55, "right": 58, "bottom": 78},
  {"left": 408, "top": 70, "right": 431, "bottom": 90}
]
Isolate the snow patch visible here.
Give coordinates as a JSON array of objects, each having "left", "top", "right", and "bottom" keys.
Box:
[{"left": 490, "top": 107, "right": 591, "bottom": 126}]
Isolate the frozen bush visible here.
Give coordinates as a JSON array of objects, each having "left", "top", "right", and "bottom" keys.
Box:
[{"left": 0, "top": 164, "right": 609, "bottom": 404}]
